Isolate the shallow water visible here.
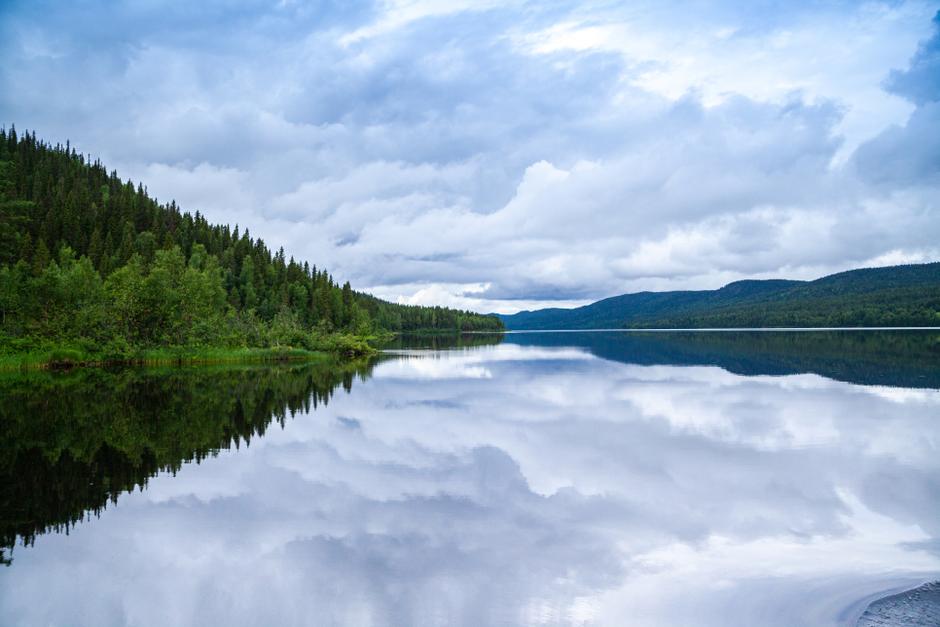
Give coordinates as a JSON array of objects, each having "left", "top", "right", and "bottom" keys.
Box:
[{"left": 1, "top": 331, "right": 938, "bottom": 626}]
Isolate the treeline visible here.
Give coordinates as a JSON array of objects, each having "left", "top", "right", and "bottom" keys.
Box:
[
  {"left": 0, "top": 126, "right": 501, "bottom": 358},
  {"left": 631, "top": 267, "right": 940, "bottom": 329},
  {"left": 634, "top": 288, "right": 940, "bottom": 329}
]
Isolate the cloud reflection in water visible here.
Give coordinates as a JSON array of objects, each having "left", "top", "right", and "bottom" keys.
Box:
[{"left": 1, "top": 340, "right": 937, "bottom": 626}]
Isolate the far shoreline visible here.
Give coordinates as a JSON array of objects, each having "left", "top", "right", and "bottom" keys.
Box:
[{"left": 476, "top": 326, "right": 940, "bottom": 333}]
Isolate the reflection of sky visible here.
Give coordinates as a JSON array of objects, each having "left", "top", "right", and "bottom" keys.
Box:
[{"left": 2, "top": 343, "right": 939, "bottom": 626}]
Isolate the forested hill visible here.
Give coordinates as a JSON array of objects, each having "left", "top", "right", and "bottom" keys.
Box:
[
  {"left": 0, "top": 126, "right": 501, "bottom": 360},
  {"left": 499, "top": 264, "right": 940, "bottom": 330}
]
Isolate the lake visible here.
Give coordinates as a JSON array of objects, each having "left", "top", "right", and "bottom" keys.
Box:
[{"left": 1, "top": 330, "right": 938, "bottom": 626}]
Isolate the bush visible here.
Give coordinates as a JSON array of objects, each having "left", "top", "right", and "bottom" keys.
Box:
[
  {"left": 99, "top": 337, "right": 134, "bottom": 362},
  {"left": 46, "top": 348, "right": 85, "bottom": 368}
]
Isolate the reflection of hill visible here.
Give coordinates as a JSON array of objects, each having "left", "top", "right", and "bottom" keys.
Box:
[
  {"left": 0, "top": 360, "right": 375, "bottom": 565},
  {"left": 505, "top": 331, "right": 940, "bottom": 389}
]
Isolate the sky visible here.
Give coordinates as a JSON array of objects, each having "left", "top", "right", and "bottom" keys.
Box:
[{"left": 1, "top": 0, "right": 939, "bottom": 313}]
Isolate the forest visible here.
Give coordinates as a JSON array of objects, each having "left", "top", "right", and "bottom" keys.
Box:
[{"left": 0, "top": 126, "right": 502, "bottom": 365}]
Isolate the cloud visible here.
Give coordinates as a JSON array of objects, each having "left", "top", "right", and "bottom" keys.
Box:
[
  {"left": 853, "top": 102, "right": 940, "bottom": 185},
  {"left": 884, "top": 10, "right": 940, "bottom": 105},
  {"left": 853, "top": 10, "right": 940, "bottom": 187},
  {"left": 515, "top": 1, "right": 931, "bottom": 155},
  {"left": 1, "top": 0, "right": 939, "bottom": 312}
]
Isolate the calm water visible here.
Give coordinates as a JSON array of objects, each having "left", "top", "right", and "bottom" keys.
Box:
[{"left": 1, "top": 331, "right": 939, "bottom": 626}]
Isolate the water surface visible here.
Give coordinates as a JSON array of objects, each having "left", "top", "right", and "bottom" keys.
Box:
[{"left": 1, "top": 331, "right": 938, "bottom": 626}]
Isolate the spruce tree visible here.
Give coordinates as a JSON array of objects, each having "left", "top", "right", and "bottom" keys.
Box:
[{"left": 32, "top": 238, "right": 50, "bottom": 276}]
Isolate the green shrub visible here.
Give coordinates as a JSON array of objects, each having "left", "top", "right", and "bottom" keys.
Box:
[{"left": 46, "top": 348, "right": 85, "bottom": 367}]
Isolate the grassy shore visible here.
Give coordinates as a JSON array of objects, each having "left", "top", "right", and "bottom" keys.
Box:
[
  {"left": 0, "top": 332, "right": 388, "bottom": 371},
  {"left": 0, "top": 346, "right": 328, "bottom": 371}
]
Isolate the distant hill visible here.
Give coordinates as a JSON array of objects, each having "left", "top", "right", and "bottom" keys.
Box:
[{"left": 498, "top": 263, "right": 940, "bottom": 329}]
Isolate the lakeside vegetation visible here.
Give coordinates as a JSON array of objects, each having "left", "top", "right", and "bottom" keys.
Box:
[
  {"left": 499, "top": 264, "right": 940, "bottom": 330},
  {"left": 0, "top": 126, "right": 502, "bottom": 368},
  {"left": 0, "top": 345, "right": 339, "bottom": 371}
]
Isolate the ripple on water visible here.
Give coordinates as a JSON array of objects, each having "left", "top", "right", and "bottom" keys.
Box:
[{"left": 856, "top": 581, "right": 940, "bottom": 626}]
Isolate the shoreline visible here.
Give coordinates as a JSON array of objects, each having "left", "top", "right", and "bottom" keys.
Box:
[
  {"left": 494, "top": 326, "right": 940, "bottom": 333},
  {"left": 0, "top": 347, "right": 332, "bottom": 372},
  {"left": 0, "top": 343, "right": 379, "bottom": 372}
]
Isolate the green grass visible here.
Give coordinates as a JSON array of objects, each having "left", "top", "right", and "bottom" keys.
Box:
[
  {"left": 0, "top": 350, "right": 51, "bottom": 371},
  {"left": 0, "top": 344, "right": 362, "bottom": 371},
  {"left": 133, "top": 346, "right": 331, "bottom": 366},
  {"left": 0, "top": 326, "right": 395, "bottom": 371}
]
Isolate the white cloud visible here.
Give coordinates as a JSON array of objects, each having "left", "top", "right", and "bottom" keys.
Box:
[
  {"left": 340, "top": 0, "right": 512, "bottom": 45},
  {"left": 517, "top": 2, "right": 936, "bottom": 158},
  {"left": 1, "top": 0, "right": 938, "bottom": 312}
]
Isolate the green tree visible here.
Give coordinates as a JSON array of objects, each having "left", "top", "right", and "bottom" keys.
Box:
[
  {"left": 31, "top": 238, "right": 50, "bottom": 276},
  {"left": 239, "top": 255, "right": 257, "bottom": 310}
]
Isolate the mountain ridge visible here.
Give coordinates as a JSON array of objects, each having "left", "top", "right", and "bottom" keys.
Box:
[{"left": 498, "top": 263, "right": 940, "bottom": 330}]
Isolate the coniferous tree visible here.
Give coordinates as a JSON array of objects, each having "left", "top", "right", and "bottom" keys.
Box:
[{"left": 31, "top": 238, "right": 50, "bottom": 276}]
